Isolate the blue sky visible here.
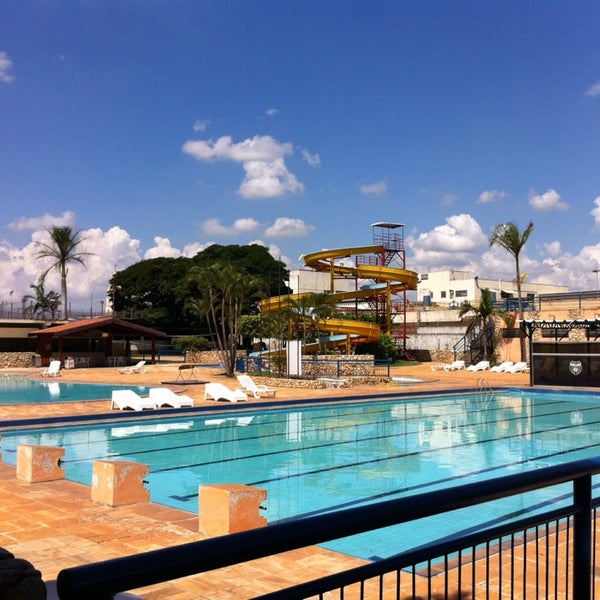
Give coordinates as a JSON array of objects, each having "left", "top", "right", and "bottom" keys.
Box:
[{"left": 2, "top": 1, "right": 600, "bottom": 311}]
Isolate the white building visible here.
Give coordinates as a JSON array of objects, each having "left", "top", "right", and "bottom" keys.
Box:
[
  {"left": 417, "top": 270, "right": 568, "bottom": 308},
  {"left": 287, "top": 269, "right": 357, "bottom": 295}
]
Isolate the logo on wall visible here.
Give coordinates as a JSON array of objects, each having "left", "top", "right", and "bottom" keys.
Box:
[{"left": 569, "top": 361, "right": 583, "bottom": 376}]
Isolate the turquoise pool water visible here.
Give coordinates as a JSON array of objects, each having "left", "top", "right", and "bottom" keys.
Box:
[
  {"left": 1, "top": 388, "right": 599, "bottom": 560},
  {"left": 0, "top": 374, "right": 150, "bottom": 404}
]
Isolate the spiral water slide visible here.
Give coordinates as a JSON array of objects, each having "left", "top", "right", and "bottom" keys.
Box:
[{"left": 260, "top": 245, "right": 418, "bottom": 349}]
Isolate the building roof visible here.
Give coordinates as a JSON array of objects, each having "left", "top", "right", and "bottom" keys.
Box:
[{"left": 28, "top": 317, "right": 167, "bottom": 339}]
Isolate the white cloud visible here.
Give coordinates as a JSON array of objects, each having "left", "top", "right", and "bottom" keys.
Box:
[
  {"left": 528, "top": 188, "right": 569, "bottom": 211},
  {"left": 182, "top": 134, "right": 304, "bottom": 199},
  {"left": 442, "top": 193, "right": 457, "bottom": 206},
  {"left": 200, "top": 217, "right": 261, "bottom": 237},
  {"left": 2, "top": 225, "right": 142, "bottom": 313},
  {"left": 144, "top": 236, "right": 182, "bottom": 259},
  {"left": 9, "top": 211, "right": 76, "bottom": 231},
  {"left": 193, "top": 119, "right": 209, "bottom": 132},
  {"left": 265, "top": 108, "right": 279, "bottom": 116},
  {"left": 477, "top": 189, "right": 507, "bottom": 204},
  {"left": 543, "top": 240, "right": 562, "bottom": 257},
  {"left": 248, "top": 239, "right": 291, "bottom": 266},
  {"left": 360, "top": 180, "right": 387, "bottom": 196},
  {"left": 591, "top": 196, "right": 600, "bottom": 226},
  {"left": 264, "top": 217, "right": 315, "bottom": 238},
  {"left": 586, "top": 80, "right": 600, "bottom": 97},
  {"left": 302, "top": 149, "right": 321, "bottom": 168},
  {"left": 0, "top": 51, "right": 14, "bottom": 84},
  {"left": 407, "top": 214, "right": 488, "bottom": 270}
]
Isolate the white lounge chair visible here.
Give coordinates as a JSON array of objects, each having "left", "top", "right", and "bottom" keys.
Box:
[
  {"left": 41, "top": 360, "right": 62, "bottom": 378},
  {"left": 119, "top": 360, "right": 146, "bottom": 375},
  {"left": 506, "top": 361, "right": 529, "bottom": 373},
  {"left": 490, "top": 361, "right": 514, "bottom": 372},
  {"left": 204, "top": 382, "right": 248, "bottom": 403},
  {"left": 467, "top": 360, "right": 490, "bottom": 372},
  {"left": 236, "top": 374, "right": 276, "bottom": 398},
  {"left": 111, "top": 389, "right": 157, "bottom": 411},
  {"left": 149, "top": 387, "right": 194, "bottom": 408},
  {"left": 442, "top": 360, "right": 465, "bottom": 371}
]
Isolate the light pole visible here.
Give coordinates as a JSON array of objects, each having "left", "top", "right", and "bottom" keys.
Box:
[{"left": 593, "top": 269, "right": 600, "bottom": 292}]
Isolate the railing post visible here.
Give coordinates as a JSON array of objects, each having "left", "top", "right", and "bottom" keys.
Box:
[{"left": 573, "top": 473, "right": 592, "bottom": 600}]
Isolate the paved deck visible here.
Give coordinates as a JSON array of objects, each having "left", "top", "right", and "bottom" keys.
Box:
[{"left": 0, "top": 363, "right": 533, "bottom": 598}]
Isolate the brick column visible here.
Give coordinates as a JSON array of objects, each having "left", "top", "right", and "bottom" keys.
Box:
[
  {"left": 199, "top": 483, "right": 267, "bottom": 536},
  {"left": 16, "top": 445, "right": 65, "bottom": 482},
  {"left": 91, "top": 460, "right": 150, "bottom": 506}
]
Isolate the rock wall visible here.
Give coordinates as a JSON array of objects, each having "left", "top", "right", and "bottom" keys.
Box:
[{"left": 0, "top": 352, "right": 36, "bottom": 369}]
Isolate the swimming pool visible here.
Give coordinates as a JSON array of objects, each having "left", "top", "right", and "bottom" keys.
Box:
[
  {"left": 1, "top": 388, "right": 599, "bottom": 560},
  {"left": 0, "top": 374, "right": 150, "bottom": 404}
]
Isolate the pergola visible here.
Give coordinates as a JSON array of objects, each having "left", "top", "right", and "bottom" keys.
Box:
[
  {"left": 522, "top": 318, "right": 600, "bottom": 387},
  {"left": 29, "top": 316, "right": 167, "bottom": 367}
]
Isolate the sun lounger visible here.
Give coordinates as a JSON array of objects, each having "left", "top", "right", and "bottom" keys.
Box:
[
  {"left": 506, "top": 361, "right": 529, "bottom": 373},
  {"left": 442, "top": 360, "right": 465, "bottom": 371},
  {"left": 490, "top": 361, "right": 514, "bottom": 372},
  {"left": 204, "top": 382, "right": 248, "bottom": 403},
  {"left": 467, "top": 360, "right": 490, "bottom": 372},
  {"left": 148, "top": 387, "right": 194, "bottom": 408},
  {"left": 111, "top": 389, "right": 157, "bottom": 411},
  {"left": 119, "top": 360, "right": 146, "bottom": 375},
  {"left": 236, "top": 374, "right": 276, "bottom": 398},
  {"left": 41, "top": 360, "right": 62, "bottom": 378}
]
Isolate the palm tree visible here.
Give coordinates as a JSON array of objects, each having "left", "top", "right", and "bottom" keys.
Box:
[
  {"left": 458, "top": 288, "right": 507, "bottom": 362},
  {"left": 35, "top": 226, "right": 92, "bottom": 319},
  {"left": 22, "top": 277, "right": 62, "bottom": 320},
  {"left": 186, "top": 262, "right": 261, "bottom": 377},
  {"left": 489, "top": 220, "right": 534, "bottom": 361}
]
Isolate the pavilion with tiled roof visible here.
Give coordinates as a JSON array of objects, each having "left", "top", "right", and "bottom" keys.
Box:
[{"left": 29, "top": 316, "right": 167, "bottom": 367}]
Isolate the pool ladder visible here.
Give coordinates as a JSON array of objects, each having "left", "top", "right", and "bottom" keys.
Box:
[{"left": 476, "top": 377, "right": 492, "bottom": 394}]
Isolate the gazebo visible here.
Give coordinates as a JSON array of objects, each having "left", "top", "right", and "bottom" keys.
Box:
[{"left": 29, "top": 316, "right": 167, "bottom": 367}]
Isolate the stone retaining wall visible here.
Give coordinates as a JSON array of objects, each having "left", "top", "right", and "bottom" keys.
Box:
[
  {"left": 301, "top": 355, "right": 376, "bottom": 378},
  {"left": 0, "top": 352, "right": 36, "bottom": 369}
]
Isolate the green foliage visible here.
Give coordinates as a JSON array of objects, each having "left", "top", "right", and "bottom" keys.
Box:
[
  {"left": 185, "top": 262, "right": 262, "bottom": 376},
  {"left": 171, "top": 336, "right": 210, "bottom": 352},
  {"left": 355, "top": 333, "right": 399, "bottom": 360},
  {"left": 35, "top": 225, "right": 92, "bottom": 319},
  {"left": 22, "top": 277, "right": 61, "bottom": 320},
  {"left": 110, "top": 245, "right": 289, "bottom": 334}
]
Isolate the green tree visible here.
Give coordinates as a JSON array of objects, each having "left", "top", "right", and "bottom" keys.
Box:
[
  {"left": 35, "top": 226, "right": 91, "bottom": 320},
  {"left": 489, "top": 220, "right": 534, "bottom": 361},
  {"left": 110, "top": 245, "right": 290, "bottom": 333},
  {"left": 186, "top": 263, "right": 262, "bottom": 376},
  {"left": 22, "top": 277, "right": 61, "bottom": 320},
  {"left": 110, "top": 257, "right": 192, "bottom": 331},
  {"left": 191, "top": 244, "right": 290, "bottom": 299},
  {"left": 458, "top": 288, "right": 507, "bottom": 362}
]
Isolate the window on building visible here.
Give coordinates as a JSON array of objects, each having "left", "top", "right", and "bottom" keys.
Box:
[
  {"left": 420, "top": 273, "right": 428, "bottom": 280},
  {"left": 455, "top": 290, "right": 468, "bottom": 297},
  {"left": 441, "top": 291, "right": 446, "bottom": 298}
]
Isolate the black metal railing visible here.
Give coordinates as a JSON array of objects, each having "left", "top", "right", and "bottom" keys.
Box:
[{"left": 56, "top": 457, "right": 600, "bottom": 600}]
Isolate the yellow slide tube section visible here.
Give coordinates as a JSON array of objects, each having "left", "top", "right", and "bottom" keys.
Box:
[{"left": 260, "top": 245, "right": 418, "bottom": 345}]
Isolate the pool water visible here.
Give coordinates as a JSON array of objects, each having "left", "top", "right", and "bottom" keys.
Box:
[
  {"left": 1, "top": 388, "right": 599, "bottom": 560},
  {"left": 0, "top": 374, "right": 150, "bottom": 404}
]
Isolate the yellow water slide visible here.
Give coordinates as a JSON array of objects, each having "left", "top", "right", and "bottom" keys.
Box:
[{"left": 260, "top": 245, "right": 418, "bottom": 348}]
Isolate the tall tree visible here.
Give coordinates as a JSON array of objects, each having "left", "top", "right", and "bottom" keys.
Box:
[
  {"left": 35, "top": 226, "right": 91, "bottom": 320},
  {"left": 458, "top": 288, "right": 507, "bottom": 362},
  {"left": 186, "top": 262, "right": 262, "bottom": 377},
  {"left": 489, "top": 220, "right": 534, "bottom": 361}
]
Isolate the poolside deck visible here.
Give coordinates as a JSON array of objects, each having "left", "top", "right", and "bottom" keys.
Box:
[{"left": 0, "top": 363, "right": 535, "bottom": 598}]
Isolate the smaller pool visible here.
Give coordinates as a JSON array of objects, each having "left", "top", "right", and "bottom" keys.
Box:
[{"left": 0, "top": 374, "right": 150, "bottom": 405}]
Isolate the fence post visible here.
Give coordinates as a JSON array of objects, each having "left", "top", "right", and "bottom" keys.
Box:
[{"left": 573, "top": 473, "right": 592, "bottom": 600}]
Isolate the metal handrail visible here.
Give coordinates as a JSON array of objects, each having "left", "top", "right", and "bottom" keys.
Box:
[{"left": 56, "top": 457, "right": 600, "bottom": 600}]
